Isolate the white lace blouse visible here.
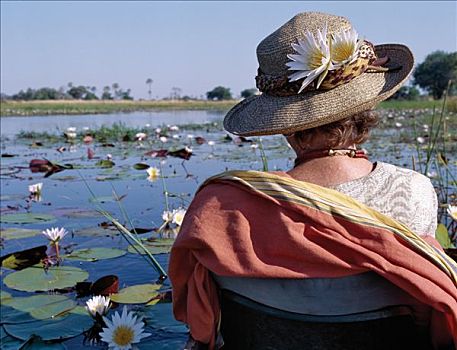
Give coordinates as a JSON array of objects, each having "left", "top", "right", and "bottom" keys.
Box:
[{"left": 330, "top": 162, "right": 438, "bottom": 237}]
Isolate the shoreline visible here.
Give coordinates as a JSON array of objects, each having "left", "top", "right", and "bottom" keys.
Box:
[{"left": 0, "top": 99, "right": 442, "bottom": 117}]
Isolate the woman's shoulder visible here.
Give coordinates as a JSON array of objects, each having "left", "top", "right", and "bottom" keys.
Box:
[{"left": 375, "top": 162, "right": 435, "bottom": 191}]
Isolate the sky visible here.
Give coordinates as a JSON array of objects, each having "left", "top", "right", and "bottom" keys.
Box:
[{"left": 1, "top": 1, "right": 456, "bottom": 99}]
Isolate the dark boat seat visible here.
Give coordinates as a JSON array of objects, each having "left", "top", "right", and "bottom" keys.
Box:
[{"left": 214, "top": 273, "right": 436, "bottom": 350}]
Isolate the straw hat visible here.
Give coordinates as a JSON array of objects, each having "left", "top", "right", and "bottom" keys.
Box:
[{"left": 224, "top": 12, "right": 414, "bottom": 136}]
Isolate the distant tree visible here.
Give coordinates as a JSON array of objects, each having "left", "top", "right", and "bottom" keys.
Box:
[
  {"left": 389, "top": 86, "right": 420, "bottom": 101},
  {"left": 83, "top": 91, "right": 99, "bottom": 100},
  {"left": 146, "top": 78, "right": 153, "bottom": 100},
  {"left": 67, "top": 86, "right": 88, "bottom": 99},
  {"left": 102, "top": 86, "right": 113, "bottom": 100},
  {"left": 413, "top": 51, "right": 457, "bottom": 99},
  {"left": 206, "top": 86, "right": 232, "bottom": 100},
  {"left": 112, "top": 83, "right": 120, "bottom": 99},
  {"left": 118, "top": 88, "right": 133, "bottom": 100},
  {"left": 241, "top": 88, "right": 258, "bottom": 99},
  {"left": 170, "top": 87, "right": 182, "bottom": 100}
]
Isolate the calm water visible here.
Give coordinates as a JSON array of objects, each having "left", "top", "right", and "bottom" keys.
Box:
[{"left": 0, "top": 110, "right": 226, "bottom": 138}]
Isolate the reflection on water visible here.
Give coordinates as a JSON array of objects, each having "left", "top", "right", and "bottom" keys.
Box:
[{"left": 0, "top": 110, "right": 226, "bottom": 137}]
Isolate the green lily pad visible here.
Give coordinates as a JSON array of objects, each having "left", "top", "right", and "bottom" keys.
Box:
[
  {"left": 110, "top": 283, "right": 161, "bottom": 304},
  {"left": 2, "top": 294, "right": 76, "bottom": 321},
  {"left": 0, "top": 213, "right": 55, "bottom": 224},
  {"left": 18, "top": 337, "right": 67, "bottom": 350},
  {"left": 127, "top": 239, "right": 175, "bottom": 255},
  {"left": 0, "top": 228, "right": 42, "bottom": 240},
  {"left": 88, "top": 196, "right": 118, "bottom": 204},
  {"left": 3, "top": 265, "right": 89, "bottom": 292},
  {"left": 52, "top": 207, "right": 102, "bottom": 218},
  {"left": 142, "top": 302, "right": 188, "bottom": 334},
  {"left": 64, "top": 248, "right": 126, "bottom": 262},
  {"left": 133, "top": 163, "right": 150, "bottom": 170},
  {"left": 75, "top": 226, "right": 119, "bottom": 238},
  {"left": 127, "top": 244, "right": 172, "bottom": 255},
  {"left": 3, "top": 312, "right": 92, "bottom": 341},
  {"left": 1, "top": 290, "right": 12, "bottom": 301},
  {"left": 0, "top": 194, "right": 25, "bottom": 202},
  {"left": 96, "top": 159, "right": 115, "bottom": 168},
  {"left": 0, "top": 326, "right": 24, "bottom": 350}
]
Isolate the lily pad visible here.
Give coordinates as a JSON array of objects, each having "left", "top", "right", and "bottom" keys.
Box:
[
  {"left": 2, "top": 294, "right": 76, "bottom": 321},
  {"left": 1, "top": 290, "right": 12, "bottom": 301},
  {"left": 133, "top": 163, "right": 150, "bottom": 170},
  {"left": 96, "top": 159, "right": 115, "bottom": 168},
  {"left": 3, "top": 265, "right": 89, "bottom": 292},
  {"left": 1, "top": 245, "right": 47, "bottom": 270},
  {"left": 0, "top": 326, "right": 24, "bottom": 350},
  {"left": 64, "top": 248, "right": 126, "bottom": 262},
  {"left": 0, "top": 194, "right": 25, "bottom": 202},
  {"left": 0, "top": 228, "right": 42, "bottom": 240},
  {"left": 127, "top": 239, "right": 175, "bottom": 255},
  {"left": 75, "top": 226, "right": 119, "bottom": 238},
  {"left": 142, "top": 302, "right": 188, "bottom": 334},
  {"left": 110, "top": 283, "right": 161, "bottom": 304},
  {"left": 3, "top": 312, "right": 92, "bottom": 341},
  {"left": 52, "top": 207, "right": 102, "bottom": 218},
  {"left": 0, "top": 213, "right": 55, "bottom": 224}
]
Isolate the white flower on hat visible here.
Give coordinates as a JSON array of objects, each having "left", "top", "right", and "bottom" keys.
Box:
[
  {"left": 286, "top": 23, "right": 334, "bottom": 93},
  {"left": 331, "top": 27, "right": 363, "bottom": 67}
]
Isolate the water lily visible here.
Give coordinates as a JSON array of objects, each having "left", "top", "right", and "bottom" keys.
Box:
[
  {"left": 448, "top": 205, "right": 457, "bottom": 221},
  {"left": 67, "top": 127, "right": 77, "bottom": 133},
  {"left": 146, "top": 167, "right": 160, "bottom": 182},
  {"left": 42, "top": 227, "right": 68, "bottom": 260},
  {"left": 208, "top": 141, "right": 215, "bottom": 146},
  {"left": 161, "top": 208, "right": 187, "bottom": 229},
  {"left": 135, "top": 132, "right": 147, "bottom": 141},
  {"left": 100, "top": 306, "right": 150, "bottom": 350},
  {"left": 169, "top": 125, "right": 179, "bottom": 131},
  {"left": 286, "top": 23, "right": 334, "bottom": 92},
  {"left": 331, "top": 27, "right": 363, "bottom": 67},
  {"left": 86, "top": 295, "right": 111, "bottom": 318},
  {"left": 159, "top": 136, "right": 168, "bottom": 143},
  {"left": 42, "top": 227, "right": 68, "bottom": 244},
  {"left": 171, "top": 208, "right": 187, "bottom": 226},
  {"left": 416, "top": 137, "right": 425, "bottom": 144},
  {"left": 395, "top": 122, "right": 403, "bottom": 128},
  {"left": 28, "top": 182, "right": 43, "bottom": 199},
  {"left": 155, "top": 128, "right": 161, "bottom": 134}
]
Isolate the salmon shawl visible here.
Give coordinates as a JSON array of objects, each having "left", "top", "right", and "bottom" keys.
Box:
[{"left": 169, "top": 170, "right": 457, "bottom": 349}]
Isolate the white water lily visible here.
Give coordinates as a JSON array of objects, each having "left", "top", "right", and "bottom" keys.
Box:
[
  {"left": 100, "top": 306, "right": 150, "bottom": 350},
  {"left": 169, "top": 125, "right": 179, "bottom": 131},
  {"left": 448, "top": 205, "right": 457, "bottom": 221},
  {"left": 135, "top": 132, "right": 147, "bottom": 141},
  {"left": 331, "top": 27, "right": 363, "bottom": 67},
  {"left": 162, "top": 208, "right": 187, "bottom": 227},
  {"left": 208, "top": 141, "right": 215, "bottom": 146},
  {"left": 42, "top": 227, "right": 68, "bottom": 243},
  {"left": 171, "top": 208, "right": 187, "bottom": 226},
  {"left": 416, "top": 137, "right": 425, "bottom": 144},
  {"left": 146, "top": 167, "right": 160, "bottom": 182},
  {"left": 286, "top": 23, "right": 334, "bottom": 92},
  {"left": 28, "top": 182, "right": 43, "bottom": 195},
  {"left": 67, "top": 127, "right": 77, "bottom": 133},
  {"left": 86, "top": 295, "right": 111, "bottom": 318},
  {"left": 159, "top": 136, "right": 168, "bottom": 143}
]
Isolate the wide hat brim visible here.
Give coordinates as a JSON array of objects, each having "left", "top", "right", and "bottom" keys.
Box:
[{"left": 224, "top": 44, "right": 414, "bottom": 136}]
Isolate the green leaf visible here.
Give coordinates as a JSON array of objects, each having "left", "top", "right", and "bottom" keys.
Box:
[
  {"left": 436, "top": 223, "right": 453, "bottom": 249},
  {"left": 127, "top": 239, "right": 175, "bottom": 255},
  {"left": 3, "top": 265, "right": 89, "bottom": 292},
  {"left": 127, "top": 244, "right": 172, "bottom": 255},
  {"left": 133, "top": 163, "right": 150, "bottom": 170},
  {"left": 0, "top": 228, "right": 42, "bottom": 240},
  {"left": 3, "top": 313, "right": 92, "bottom": 341},
  {"left": 96, "top": 159, "right": 115, "bottom": 168},
  {"left": 0, "top": 213, "right": 55, "bottom": 224},
  {"left": 75, "top": 226, "right": 119, "bottom": 238},
  {"left": 2, "top": 294, "right": 76, "bottom": 321},
  {"left": 1, "top": 245, "right": 47, "bottom": 270},
  {"left": 52, "top": 207, "right": 102, "bottom": 218},
  {"left": 64, "top": 248, "right": 126, "bottom": 262},
  {"left": 110, "top": 283, "right": 161, "bottom": 304}
]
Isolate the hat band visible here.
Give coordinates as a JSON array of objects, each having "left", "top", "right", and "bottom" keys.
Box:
[{"left": 256, "top": 42, "right": 400, "bottom": 97}]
